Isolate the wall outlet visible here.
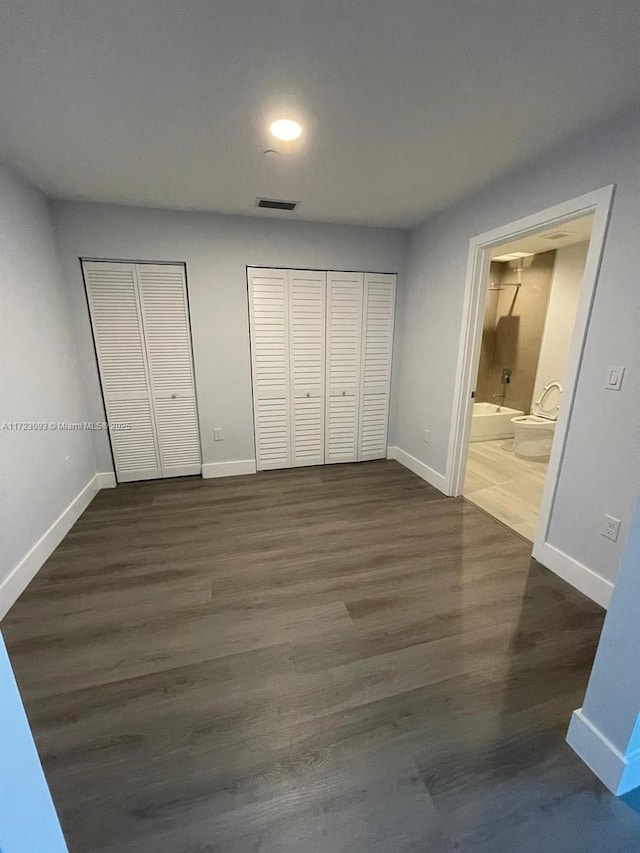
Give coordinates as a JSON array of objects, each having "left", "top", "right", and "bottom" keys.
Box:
[
  {"left": 423, "top": 429, "right": 431, "bottom": 443},
  {"left": 64, "top": 455, "right": 72, "bottom": 473},
  {"left": 602, "top": 514, "right": 621, "bottom": 542},
  {"left": 213, "top": 428, "right": 223, "bottom": 441}
]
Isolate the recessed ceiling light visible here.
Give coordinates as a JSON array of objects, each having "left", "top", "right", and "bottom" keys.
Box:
[
  {"left": 493, "top": 251, "right": 535, "bottom": 262},
  {"left": 269, "top": 119, "right": 302, "bottom": 141}
]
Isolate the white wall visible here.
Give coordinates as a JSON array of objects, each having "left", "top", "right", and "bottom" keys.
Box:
[
  {"left": 0, "top": 632, "right": 68, "bottom": 852},
  {"left": 580, "top": 495, "right": 640, "bottom": 756},
  {"left": 533, "top": 241, "right": 589, "bottom": 404},
  {"left": 567, "top": 498, "right": 640, "bottom": 794},
  {"left": 51, "top": 202, "right": 408, "bottom": 473},
  {"left": 392, "top": 106, "right": 640, "bottom": 587},
  {"left": 0, "top": 165, "right": 96, "bottom": 604}
]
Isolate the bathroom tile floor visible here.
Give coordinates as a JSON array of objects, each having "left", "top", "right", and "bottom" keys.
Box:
[{"left": 464, "top": 439, "right": 548, "bottom": 541}]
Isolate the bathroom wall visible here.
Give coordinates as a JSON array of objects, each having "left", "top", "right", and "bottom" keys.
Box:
[
  {"left": 533, "top": 241, "right": 589, "bottom": 403},
  {"left": 475, "top": 261, "right": 502, "bottom": 403},
  {"left": 476, "top": 250, "right": 556, "bottom": 413}
]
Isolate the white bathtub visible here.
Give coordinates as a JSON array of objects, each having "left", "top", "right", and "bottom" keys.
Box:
[{"left": 469, "top": 402, "right": 524, "bottom": 442}]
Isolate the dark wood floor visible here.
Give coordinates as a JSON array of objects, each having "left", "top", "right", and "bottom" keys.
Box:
[{"left": 3, "top": 461, "right": 640, "bottom": 852}]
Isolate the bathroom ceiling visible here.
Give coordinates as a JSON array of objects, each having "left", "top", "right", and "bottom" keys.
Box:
[
  {"left": 0, "top": 2, "right": 639, "bottom": 227},
  {"left": 491, "top": 215, "right": 594, "bottom": 259}
]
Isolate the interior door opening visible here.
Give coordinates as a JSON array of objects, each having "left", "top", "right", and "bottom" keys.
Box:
[
  {"left": 446, "top": 186, "right": 614, "bottom": 599},
  {"left": 462, "top": 216, "right": 594, "bottom": 541}
]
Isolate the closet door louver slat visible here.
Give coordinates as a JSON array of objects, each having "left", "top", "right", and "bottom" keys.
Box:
[
  {"left": 83, "top": 261, "right": 161, "bottom": 482},
  {"left": 289, "top": 270, "right": 326, "bottom": 467},
  {"left": 137, "top": 264, "right": 201, "bottom": 477},
  {"left": 248, "top": 269, "right": 292, "bottom": 470},
  {"left": 325, "top": 272, "right": 364, "bottom": 464},
  {"left": 107, "top": 399, "right": 159, "bottom": 473},
  {"left": 358, "top": 273, "right": 396, "bottom": 461}
]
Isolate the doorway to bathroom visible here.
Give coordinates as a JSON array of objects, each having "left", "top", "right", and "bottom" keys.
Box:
[
  {"left": 462, "top": 219, "right": 593, "bottom": 541},
  {"left": 446, "top": 186, "right": 615, "bottom": 578}
]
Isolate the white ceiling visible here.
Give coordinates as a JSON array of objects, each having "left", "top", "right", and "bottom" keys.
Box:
[
  {"left": 1, "top": 1, "right": 639, "bottom": 228},
  {"left": 491, "top": 215, "right": 594, "bottom": 258}
]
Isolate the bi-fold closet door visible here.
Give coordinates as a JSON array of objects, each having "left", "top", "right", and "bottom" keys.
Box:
[
  {"left": 248, "top": 267, "right": 395, "bottom": 471},
  {"left": 83, "top": 260, "right": 201, "bottom": 483},
  {"left": 248, "top": 268, "right": 326, "bottom": 470},
  {"left": 358, "top": 272, "right": 398, "bottom": 461},
  {"left": 325, "top": 272, "right": 363, "bottom": 463},
  {"left": 290, "top": 269, "right": 327, "bottom": 467}
]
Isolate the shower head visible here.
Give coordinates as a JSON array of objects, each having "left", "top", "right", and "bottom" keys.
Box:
[{"left": 503, "top": 256, "right": 532, "bottom": 285}]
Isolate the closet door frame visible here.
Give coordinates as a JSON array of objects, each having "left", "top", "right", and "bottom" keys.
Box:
[{"left": 81, "top": 258, "right": 202, "bottom": 483}]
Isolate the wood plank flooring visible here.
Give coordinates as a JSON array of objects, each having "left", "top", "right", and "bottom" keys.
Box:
[
  {"left": 3, "top": 460, "right": 640, "bottom": 852},
  {"left": 464, "top": 439, "right": 548, "bottom": 541}
]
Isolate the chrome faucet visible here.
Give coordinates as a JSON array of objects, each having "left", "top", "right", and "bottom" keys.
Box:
[{"left": 492, "top": 391, "right": 506, "bottom": 408}]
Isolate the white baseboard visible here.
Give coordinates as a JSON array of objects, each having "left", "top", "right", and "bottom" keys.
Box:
[
  {"left": 567, "top": 709, "right": 640, "bottom": 795},
  {"left": 533, "top": 541, "right": 613, "bottom": 609},
  {"left": 387, "top": 446, "right": 448, "bottom": 494},
  {"left": 202, "top": 459, "right": 257, "bottom": 479},
  {"left": 96, "top": 471, "right": 117, "bottom": 488},
  {"left": 389, "top": 449, "right": 612, "bottom": 609},
  {"left": 0, "top": 472, "right": 109, "bottom": 620}
]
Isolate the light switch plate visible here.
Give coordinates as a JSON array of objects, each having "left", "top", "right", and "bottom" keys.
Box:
[{"left": 605, "top": 366, "right": 625, "bottom": 391}]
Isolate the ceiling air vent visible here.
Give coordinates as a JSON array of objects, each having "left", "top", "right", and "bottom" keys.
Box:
[{"left": 256, "top": 197, "right": 300, "bottom": 211}]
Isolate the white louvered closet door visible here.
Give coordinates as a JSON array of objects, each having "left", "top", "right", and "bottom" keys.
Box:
[
  {"left": 289, "top": 270, "right": 326, "bottom": 467},
  {"left": 83, "top": 261, "right": 161, "bottom": 482},
  {"left": 248, "top": 269, "right": 292, "bottom": 470},
  {"left": 136, "top": 264, "right": 202, "bottom": 478},
  {"left": 325, "top": 272, "right": 364, "bottom": 464},
  {"left": 358, "top": 273, "right": 396, "bottom": 461}
]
